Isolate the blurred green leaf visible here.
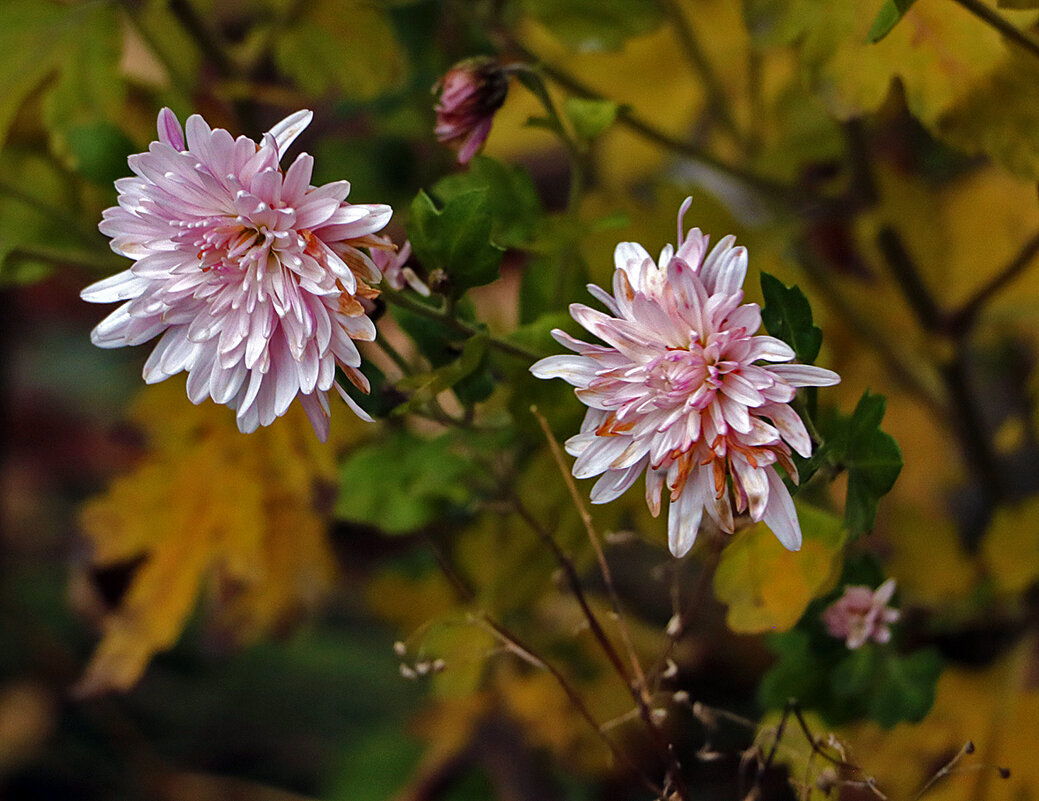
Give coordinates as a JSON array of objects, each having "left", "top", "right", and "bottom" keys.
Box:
[
  {"left": 997, "top": 0, "right": 1039, "bottom": 6},
  {"left": 395, "top": 332, "right": 492, "bottom": 413},
  {"left": 275, "top": 0, "right": 407, "bottom": 100},
  {"left": 433, "top": 156, "right": 543, "bottom": 249},
  {"left": 0, "top": 1, "right": 126, "bottom": 148},
  {"left": 519, "top": 0, "right": 666, "bottom": 51},
  {"left": 866, "top": 0, "right": 918, "bottom": 43},
  {"left": 760, "top": 272, "right": 822, "bottom": 364},
  {"left": 326, "top": 726, "right": 425, "bottom": 801},
  {"left": 336, "top": 430, "right": 478, "bottom": 533},
  {"left": 564, "top": 97, "right": 619, "bottom": 140},
  {"left": 408, "top": 188, "right": 504, "bottom": 297},
  {"left": 868, "top": 648, "right": 942, "bottom": 727}
]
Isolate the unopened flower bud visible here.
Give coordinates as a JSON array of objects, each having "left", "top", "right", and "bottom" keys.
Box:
[{"left": 433, "top": 57, "right": 509, "bottom": 164}]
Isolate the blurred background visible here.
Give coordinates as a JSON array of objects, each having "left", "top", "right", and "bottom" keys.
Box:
[{"left": 2, "top": 1, "right": 1039, "bottom": 799}]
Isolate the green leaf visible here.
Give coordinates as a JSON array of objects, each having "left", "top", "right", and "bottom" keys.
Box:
[
  {"left": 839, "top": 391, "right": 903, "bottom": 536},
  {"left": 394, "top": 333, "right": 491, "bottom": 414},
  {"left": 563, "top": 97, "right": 620, "bottom": 140},
  {"left": 760, "top": 273, "right": 823, "bottom": 364},
  {"left": 869, "top": 649, "right": 942, "bottom": 727},
  {"left": 0, "top": 150, "right": 107, "bottom": 287},
  {"left": 866, "top": 0, "right": 919, "bottom": 43},
  {"left": 274, "top": 0, "right": 406, "bottom": 100},
  {"left": 519, "top": 0, "right": 666, "bottom": 52},
  {"left": 335, "top": 430, "right": 478, "bottom": 533},
  {"left": 0, "top": 1, "right": 126, "bottom": 149},
  {"left": 433, "top": 157, "right": 543, "bottom": 249},
  {"left": 407, "top": 189, "right": 504, "bottom": 297}
]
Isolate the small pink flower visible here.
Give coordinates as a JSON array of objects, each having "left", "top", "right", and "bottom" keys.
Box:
[
  {"left": 434, "top": 58, "right": 509, "bottom": 164},
  {"left": 371, "top": 237, "right": 430, "bottom": 296},
  {"left": 822, "top": 579, "right": 900, "bottom": 649},
  {"left": 531, "top": 199, "right": 840, "bottom": 557},
  {"left": 82, "top": 108, "right": 393, "bottom": 441}
]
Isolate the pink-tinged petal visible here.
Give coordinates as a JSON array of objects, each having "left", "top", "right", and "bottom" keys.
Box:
[
  {"left": 769, "top": 364, "right": 841, "bottom": 386},
  {"left": 645, "top": 467, "right": 665, "bottom": 517},
  {"left": 530, "top": 354, "right": 598, "bottom": 386},
  {"left": 590, "top": 458, "right": 646, "bottom": 504},
  {"left": 586, "top": 282, "right": 621, "bottom": 315},
  {"left": 747, "top": 335, "right": 795, "bottom": 362},
  {"left": 266, "top": 109, "right": 313, "bottom": 156},
  {"left": 614, "top": 241, "right": 654, "bottom": 286},
  {"left": 81, "top": 271, "right": 149, "bottom": 303},
  {"left": 761, "top": 468, "right": 800, "bottom": 550},
  {"left": 156, "top": 108, "right": 185, "bottom": 150},
  {"left": 762, "top": 402, "right": 812, "bottom": 457},
  {"left": 668, "top": 473, "right": 705, "bottom": 557},
  {"left": 573, "top": 435, "right": 632, "bottom": 479},
  {"left": 701, "top": 239, "right": 746, "bottom": 296}
]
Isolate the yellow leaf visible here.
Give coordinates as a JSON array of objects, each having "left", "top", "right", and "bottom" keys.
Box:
[
  {"left": 887, "top": 505, "right": 978, "bottom": 604},
  {"left": 790, "top": 0, "right": 1024, "bottom": 125},
  {"left": 981, "top": 495, "right": 1039, "bottom": 594},
  {"left": 841, "top": 641, "right": 1039, "bottom": 801},
  {"left": 75, "top": 379, "right": 359, "bottom": 696},
  {"left": 713, "top": 505, "right": 845, "bottom": 633}
]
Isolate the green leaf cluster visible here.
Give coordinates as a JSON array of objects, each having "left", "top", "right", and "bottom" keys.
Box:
[
  {"left": 759, "top": 557, "right": 941, "bottom": 728},
  {"left": 335, "top": 430, "right": 481, "bottom": 533},
  {"left": 408, "top": 189, "right": 505, "bottom": 298},
  {"left": 818, "top": 391, "right": 903, "bottom": 536},
  {"left": 760, "top": 273, "right": 823, "bottom": 364}
]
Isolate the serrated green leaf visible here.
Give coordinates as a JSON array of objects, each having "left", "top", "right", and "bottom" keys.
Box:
[
  {"left": 407, "top": 189, "right": 504, "bottom": 297},
  {"left": 563, "top": 97, "right": 619, "bottom": 140},
  {"left": 335, "top": 431, "right": 478, "bottom": 533},
  {"left": 870, "top": 649, "right": 942, "bottom": 727},
  {"left": 433, "top": 157, "right": 543, "bottom": 249},
  {"left": 760, "top": 273, "right": 823, "bottom": 364},
  {"left": 866, "top": 0, "right": 919, "bottom": 43},
  {"left": 843, "top": 391, "right": 903, "bottom": 535},
  {"left": 519, "top": 0, "right": 666, "bottom": 52}
]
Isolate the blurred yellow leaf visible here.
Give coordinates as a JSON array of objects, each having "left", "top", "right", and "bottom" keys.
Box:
[
  {"left": 887, "top": 505, "right": 978, "bottom": 604},
  {"left": 713, "top": 505, "right": 845, "bottom": 633},
  {"left": 76, "top": 380, "right": 358, "bottom": 696},
  {"left": 786, "top": 0, "right": 1026, "bottom": 124},
  {"left": 842, "top": 641, "right": 1039, "bottom": 801},
  {"left": 981, "top": 495, "right": 1039, "bottom": 594},
  {"left": 939, "top": 48, "right": 1039, "bottom": 179}
]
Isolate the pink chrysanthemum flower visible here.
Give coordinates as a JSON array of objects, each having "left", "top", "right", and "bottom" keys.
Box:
[
  {"left": 822, "top": 579, "right": 900, "bottom": 649},
  {"left": 434, "top": 58, "right": 509, "bottom": 164},
  {"left": 371, "top": 237, "right": 430, "bottom": 296},
  {"left": 82, "top": 108, "right": 392, "bottom": 441},
  {"left": 530, "top": 199, "right": 840, "bottom": 557}
]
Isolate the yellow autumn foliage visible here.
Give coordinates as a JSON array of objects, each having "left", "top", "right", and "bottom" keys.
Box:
[
  {"left": 713, "top": 506, "right": 845, "bottom": 634},
  {"left": 75, "top": 379, "right": 360, "bottom": 696}
]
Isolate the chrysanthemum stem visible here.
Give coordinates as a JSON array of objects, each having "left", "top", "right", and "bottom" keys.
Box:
[
  {"left": 0, "top": 181, "right": 104, "bottom": 248},
  {"left": 948, "top": 228, "right": 1039, "bottom": 336},
  {"left": 657, "top": 0, "right": 745, "bottom": 148},
  {"left": 531, "top": 407, "right": 651, "bottom": 699},
  {"left": 949, "top": 0, "right": 1039, "bottom": 62},
  {"left": 529, "top": 406, "right": 691, "bottom": 801},
  {"left": 381, "top": 286, "right": 546, "bottom": 362},
  {"left": 7, "top": 244, "right": 122, "bottom": 273},
  {"left": 425, "top": 537, "right": 664, "bottom": 797},
  {"left": 795, "top": 241, "right": 947, "bottom": 418},
  {"left": 499, "top": 34, "right": 819, "bottom": 213}
]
